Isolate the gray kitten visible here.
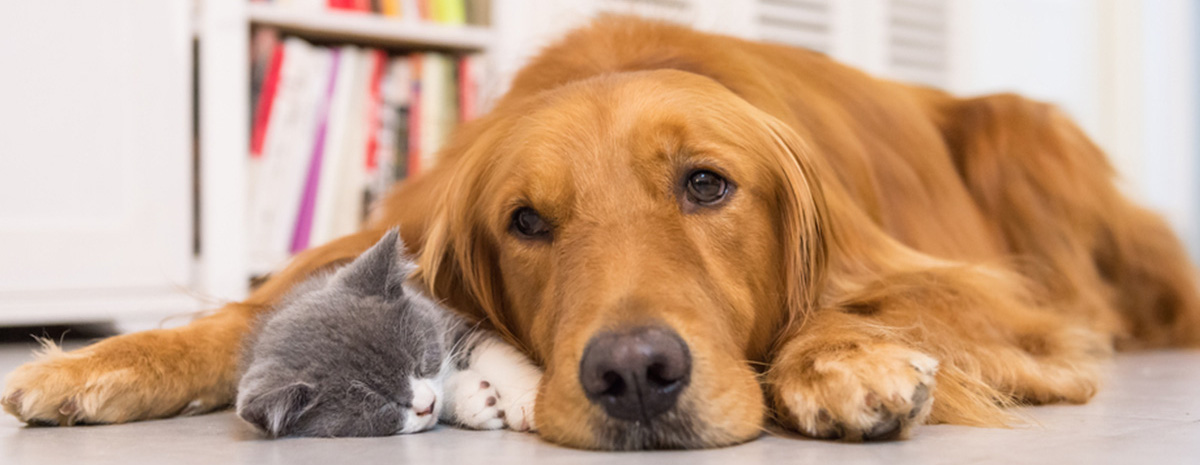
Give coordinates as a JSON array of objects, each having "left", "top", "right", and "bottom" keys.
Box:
[{"left": 236, "top": 230, "right": 541, "bottom": 438}]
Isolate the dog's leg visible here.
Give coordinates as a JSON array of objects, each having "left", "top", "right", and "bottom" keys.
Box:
[
  {"left": 1, "top": 230, "right": 388, "bottom": 426},
  {"left": 766, "top": 266, "right": 1110, "bottom": 441}
]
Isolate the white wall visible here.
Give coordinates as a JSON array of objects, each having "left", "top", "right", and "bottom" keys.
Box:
[
  {"left": 950, "top": 0, "right": 1199, "bottom": 260},
  {"left": 1136, "top": 0, "right": 1199, "bottom": 259},
  {"left": 949, "top": 0, "right": 1102, "bottom": 134}
]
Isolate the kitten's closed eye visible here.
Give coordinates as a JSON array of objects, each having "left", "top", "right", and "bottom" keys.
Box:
[{"left": 419, "top": 344, "right": 443, "bottom": 378}]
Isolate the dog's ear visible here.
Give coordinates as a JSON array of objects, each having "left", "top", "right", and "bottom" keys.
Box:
[
  {"left": 756, "top": 111, "right": 944, "bottom": 325},
  {"left": 411, "top": 126, "right": 528, "bottom": 355},
  {"left": 237, "top": 382, "right": 317, "bottom": 438},
  {"left": 330, "top": 228, "right": 413, "bottom": 300},
  {"left": 756, "top": 114, "right": 831, "bottom": 323},
  {"left": 417, "top": 193, "right": 521, "bottom": 351}
]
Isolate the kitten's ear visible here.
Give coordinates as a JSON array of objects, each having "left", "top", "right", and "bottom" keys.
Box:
[
  {"left": 237, "top": 382, "right": 317, "bottom": 438},
  {"left": 333, "top": 228, "right": 416, "bottom": 299}
]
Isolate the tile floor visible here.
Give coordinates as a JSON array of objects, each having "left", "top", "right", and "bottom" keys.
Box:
[{"left": 0, "top": 338, "right": 1197, "bottom": 465}]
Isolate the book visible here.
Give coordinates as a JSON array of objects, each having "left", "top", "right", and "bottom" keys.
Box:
[
  {"left": 251, "top": 39, "right": 333, "bottom": 264},
  {"left": 292, "top": 48, "right": 343, "bottom": 254},
  {"left": 457, "top": 54, "right": 478, "bottom": 122},
  {"left": 385, "top": 57, "right": 413, "bottom": 182},
  {"left": 407, "top": 53, "right": 423, "bottom": 176},
  {"left": 403, "top": 0, "right": 422, "bottom": 22},
  {"left": 309, "top": 45, "right": 364, "bottom": 248},
  {"left": 332, "top": 46, "right": 375, "bottom": 240},
  {"left": 417, "top": 52, "right": 442, "bottom": 174},
  {"left": 416, "top": 0, "right": 431, "bottom": 21},
  {"left": 432, "top": 0, "right": 465, "bottom": 24},
  {"left": 466, "top": 0, "right": 490, "bottom": 26},
  {"left": 247, "top": 36, "right": 478, "bottom": 260},
  {"left": 368, "top": 56, "right": 412, "bottom": 206},
  {"left": 325, "top": 49, "right": 384, "bottom": 238},
  {"left": 364, "top": 50, "right": 387, "bottom": 175},
  {"left": 251, "top": 38, "right": 307, "bottom": 262},
  {"left": 250, "top": 30, "right": 283, "bottom": 159},
  {"left": 260, "top": 0, "right": 478, "bottom": 23},
  {"left": 430, "top": 53, "right": 458, "bottom": 168},
  {"left": 381, "top": 0, "right": 401, "bottom": 17}
]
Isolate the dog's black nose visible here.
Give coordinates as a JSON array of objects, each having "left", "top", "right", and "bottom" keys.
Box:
[{"left": 579, "top": 326, "right": 691, "bottom": 422}]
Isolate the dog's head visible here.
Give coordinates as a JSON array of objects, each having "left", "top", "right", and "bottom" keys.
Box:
[{"left": 417, "top": 70, "right": 828, "bottom": 449}]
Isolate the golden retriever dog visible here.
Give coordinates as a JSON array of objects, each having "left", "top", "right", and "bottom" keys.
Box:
[{"left": 4, "top": 17, "right": 1199, "bottom": 449}]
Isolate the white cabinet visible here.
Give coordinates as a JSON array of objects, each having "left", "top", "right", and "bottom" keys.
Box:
[{"left": 0, "top": 0, "right": 199, "bottom": 324}]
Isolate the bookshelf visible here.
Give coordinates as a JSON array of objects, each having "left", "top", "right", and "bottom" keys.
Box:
[
  {"left": 197, "top": 0, "right": 496, "bottom": 308},
  {"left": 0, "top": 0, "right": 499, "bottom": 329},
  {"left": 245, "top": 4, "right": 493, "bottom": 51}
]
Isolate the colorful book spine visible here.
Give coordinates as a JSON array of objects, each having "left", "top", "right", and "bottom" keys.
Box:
[
  {"left": 291, "top": 49, "right": 342, "bottom": 254},
  {"left": 388, "top": 57, "right": 413, "bottom": 182},
  {"left": 250, "top": 39, "right": 284, "bottom": 158},
  {"left": 364, "top": 50, "right": 387, "bottom": 173},
  {"left": 266, "top": 0, "right": 478, "bottom": 24},
  {"left": 458, "top": 54, "right": 477, "bottom": 122},
  {"left": 249, "top": 36, "right": 477, "bottom": 260},
  {"left": 381, "top": 0, "right": 401, "bottom": 17},
  {"left": 407, "top": 54, "right": 423, "bottom": 177}
]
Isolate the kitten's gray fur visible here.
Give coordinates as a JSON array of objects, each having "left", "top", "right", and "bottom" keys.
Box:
[{"left": 236, "top": 229, "right": 477, "bottom": 438}]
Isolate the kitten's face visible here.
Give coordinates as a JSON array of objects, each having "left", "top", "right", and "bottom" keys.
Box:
[
  {"left": 237, "top": 298, "right": 448, "bottom": 437},
  {"left": 237, "top": 230, "right": 452, "bottom": 437}
]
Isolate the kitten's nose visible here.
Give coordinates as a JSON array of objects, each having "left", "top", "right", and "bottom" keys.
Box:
[
  {"left": 412, "top": 381, "right": 436, "bottom": 416},
  {"left": 579, "top": 326, "right": 692, "bottom": 422}
]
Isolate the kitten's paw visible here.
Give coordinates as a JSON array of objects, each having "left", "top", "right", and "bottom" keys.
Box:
[
  {"left": 464, "top": 335, "right": 543, "bottom": 433},
  {"left": 450, "top": 370, "right": 505, "bottom": 430},
  {"left": 499, "top": 392, "right": 536, "bottom": 432}
]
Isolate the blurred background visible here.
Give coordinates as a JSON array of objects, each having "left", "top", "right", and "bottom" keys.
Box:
[{"left": 0, "top": 0, "right": 1196, "bottom": 334}]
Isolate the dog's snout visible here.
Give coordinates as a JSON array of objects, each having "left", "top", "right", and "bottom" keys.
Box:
[{"left": 579, "top": 326, "right": 691, "bottom": 422}]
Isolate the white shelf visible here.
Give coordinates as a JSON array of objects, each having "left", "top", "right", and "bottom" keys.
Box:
[
  {"left": 246, "top": 4, "right": 492, "bottom": 51},
  {"left": 0, "top": 288, "right": 205, "bottom": 327}
]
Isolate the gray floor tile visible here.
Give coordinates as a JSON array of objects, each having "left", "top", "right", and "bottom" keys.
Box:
[{"left": 0, "top": 342, "right": 1197, "bottom": 464}]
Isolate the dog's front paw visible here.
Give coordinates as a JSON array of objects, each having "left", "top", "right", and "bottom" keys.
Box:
[
  {"left": 770, "top": 342, "right": 938, "bottom": 441},
  {"left": 446, "top": 369, "right": 505, "bottom": 430},
  {"left": 3, "top": 334, "right": 232, "bottom": 426},
  {"left": 2, "top": 342, "right": 106, "bottom": 426}
]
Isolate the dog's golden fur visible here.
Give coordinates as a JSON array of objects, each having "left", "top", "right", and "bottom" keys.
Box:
[{"left": 4, "top": 17, "right": 1199, "bottom": 449}]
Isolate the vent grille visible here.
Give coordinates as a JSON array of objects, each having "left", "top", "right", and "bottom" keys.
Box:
[
  {"left": 886, "top": 0, "right": 948, "bottom": 87},
  {"left": 756, "top": 0, "right": 832, "bottom": 52},
  {"left": 597, "top": 0, "right": 694, "bottom": 22}
]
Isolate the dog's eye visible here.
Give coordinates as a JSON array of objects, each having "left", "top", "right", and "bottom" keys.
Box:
[
  {"left": 685, "top": 170, "right": 729, "bottom": 205},
  {"left": 511, "top": 207, "right": 551, "bottom": 240}
]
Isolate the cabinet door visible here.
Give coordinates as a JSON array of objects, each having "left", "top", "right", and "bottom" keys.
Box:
[{"left": 0, "top": 0, "right": 194, "bottom": 323}]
